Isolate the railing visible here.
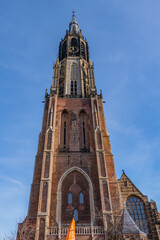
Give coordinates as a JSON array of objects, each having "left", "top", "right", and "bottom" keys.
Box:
[{"left": 47, "top": 226, "right": 104, "bottom": 236}]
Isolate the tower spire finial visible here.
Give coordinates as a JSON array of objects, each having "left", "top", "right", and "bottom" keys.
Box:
[
  {"left": 72, "top": 10, "right": 76, "bottom": 22},
  {"left": 69, "top": 11, "right": 79, "bottom": 34}
]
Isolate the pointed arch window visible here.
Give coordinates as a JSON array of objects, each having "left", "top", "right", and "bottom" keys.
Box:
[
  {"left": 74, "top": 209, "right": 78, "bottom": 222},
  {"left": 126, "top": 195, "right": 149, "bottom": 235},
  {"left": 79, "top": 192, "right": 84, "bottom": 204},
  {"left": 62, "top": 41, "right": 67, "bottom": 59},
  {"left": 71, "top": 38, "right": 77, "bottom": 47},
  {"left": 68, "top": 192, "right": 72, "bottom": 205}
]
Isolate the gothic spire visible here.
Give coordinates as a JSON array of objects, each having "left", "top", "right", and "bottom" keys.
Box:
[{"left": 69, "top": 11, "right": 80, "bottom": 34}]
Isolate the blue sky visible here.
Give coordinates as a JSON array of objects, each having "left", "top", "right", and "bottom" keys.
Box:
[{"left": 0, "top": 0, "right": 160, "bottom": 238}]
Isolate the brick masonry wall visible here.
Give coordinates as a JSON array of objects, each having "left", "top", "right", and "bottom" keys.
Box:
[
  {"left": 28, "top": 96, "right": 50, "bottom": 218},
  {"left": 49, "top": 97, "right": 102, "bottom": 226}
]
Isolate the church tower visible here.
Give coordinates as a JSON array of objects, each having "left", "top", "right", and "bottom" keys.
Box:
[{"left": 17, "top": 13, "right": 160, "bottom": 240}]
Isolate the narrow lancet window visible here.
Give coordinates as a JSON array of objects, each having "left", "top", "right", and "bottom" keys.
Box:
[
  {"left": 74, "top": 209, "right": 78, "bottom": 222},
  {"left": 79, "top": 110, "right": 88, "bottom": 150},
  {"left": 83, "top": 121, "right": 86, "bottom": 147},
  {"left": 71, "top": 81, "right": 73, "bottom": 95},
  {"left": 61, "top": 110, "right": 69, "bottom": 150},
  {"left": 75, "top": 81, "right": 77, "bottom": 95},
  {"left": 68, "top": 192, "right": 72, "bottom": 204},
  {"left": 79, "top": 192, "right": 84, "bottom": 204},
  {"left": 84, "top": 81, "right": 86, "bottom": 96},
  {"left": 64, "top": 121, "right": 66, "bottom": 148}
]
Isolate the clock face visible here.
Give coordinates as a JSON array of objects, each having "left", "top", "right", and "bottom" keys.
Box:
[{"left": 69, "top": 46, "right": 79, "bottom": 54}]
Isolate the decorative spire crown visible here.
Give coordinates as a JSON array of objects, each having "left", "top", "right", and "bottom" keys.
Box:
[{"left": 69, "top": 11, "right": 80, "bottom": 34}]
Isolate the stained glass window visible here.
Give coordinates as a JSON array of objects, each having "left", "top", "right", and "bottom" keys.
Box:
[
  {"left": 74, "top": 209, "right": 78, "bottom": 222},
  {"left": 68, "top": 192, "right": 72, "bottom": 204},
  {"left": 126, "top": 195, "right": 149, "bottom": 235},
  {"left": 79, "top": 192, "right": 84, "bottom": 204}
]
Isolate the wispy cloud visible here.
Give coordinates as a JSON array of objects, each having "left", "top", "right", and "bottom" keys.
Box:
[{"left": 0, "top": 175, "right": 25, "bottom": 188}]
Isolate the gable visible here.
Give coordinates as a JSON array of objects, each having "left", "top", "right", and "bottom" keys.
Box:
[{"left": 118, "top": 171, "right": 148, "bottom": 203}]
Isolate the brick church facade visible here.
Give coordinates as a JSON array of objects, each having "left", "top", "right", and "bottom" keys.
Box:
[{"left": 17, "top": 13, "right": 160, "bottom": 240}]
